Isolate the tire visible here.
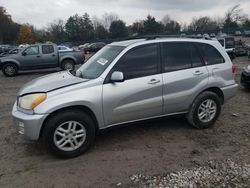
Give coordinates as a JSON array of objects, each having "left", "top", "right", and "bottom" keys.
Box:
[
  {"left": 187, "top": 91, "right": 221, "bottom": 129},
  {"left": 61, "top": 60, "right": 75, "bottom": 71},
  {"left": 42, "top": 110, "right": 96, "bottom": 158},
  {"left": 2, "top": 63, "right": 18, "bottom": 77}
]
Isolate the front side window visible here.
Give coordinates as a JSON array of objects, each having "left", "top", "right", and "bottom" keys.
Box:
[
  {"left": 42, "top": 45, "right": 54, "bottom": 54},
  {"left": 196, "top": 43, "right": 225, "bottom": 65},
  {"left": 24, "top": 46, "right": 39, "bottom": 55},
  {"left": 114, "top": 44, "right": 158, "bottom": 80}
]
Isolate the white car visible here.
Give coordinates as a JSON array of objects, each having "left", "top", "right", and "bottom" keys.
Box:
[{"left": 57, "top": 46, "right": 73, "bottom": 52}]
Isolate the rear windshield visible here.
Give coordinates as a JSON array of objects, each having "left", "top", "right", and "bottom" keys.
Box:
[{"left": 76, "top": 46, "right": 125, "bottom": 79}]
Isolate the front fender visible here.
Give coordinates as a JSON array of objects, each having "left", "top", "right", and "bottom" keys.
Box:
[
  {"left": 34, "top": 83, "right": 105, "bottom": 128},
  {"left": 1, "top": 58, "right": 21, "bottom": 68}
]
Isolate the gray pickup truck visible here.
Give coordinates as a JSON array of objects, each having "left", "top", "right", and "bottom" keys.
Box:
[{"left": 0, "top": 44, "right": 85, "bottom": 76}]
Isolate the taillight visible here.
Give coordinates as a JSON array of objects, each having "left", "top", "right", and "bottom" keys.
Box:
[{"left": 232, "top": 64, "right": 236, "bottom": 74}]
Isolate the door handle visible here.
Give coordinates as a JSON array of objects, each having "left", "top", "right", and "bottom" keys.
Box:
[
  {"left": 36, "top": 55, "right": 41, "bottom": 58},
  {"left": 148, "top": 79, "right": 160, "bottom": 84},
  {"left": 193, "top": 70, "right": 204, "bottom": 76},
  {"left": 52, "top": 54, "right": 56, "bottom": 56}
]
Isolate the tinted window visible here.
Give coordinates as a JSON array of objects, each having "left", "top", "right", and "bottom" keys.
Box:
[
  {"left": 24, "top": 46, "right": 39, "bottom": 55},
  {"left": 114, "top": 44, "right": 158, "bottom": 80},
  {"left": 190, "top": 44, "right": 203, "bottom": 67},
  {"left": 42, "top": 45, "right": 54, "bottom": 54},
  {"left": 163, "top": 42, "right": 203, "bottom": 72},
  {"left": 196, "top": 43, "right": 225, "bottom": 65}
]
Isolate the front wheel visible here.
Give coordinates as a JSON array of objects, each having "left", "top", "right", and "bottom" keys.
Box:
[
  {"left": 43, "top": 110, "right": 96, "bottom": 158},
  {"left": 187, "top": 91, "right": 221, "bottom": 129}
]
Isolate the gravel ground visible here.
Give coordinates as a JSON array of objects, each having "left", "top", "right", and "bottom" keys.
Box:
[{"left": 0, "top": 54, "right": 250, "bottom": 188}]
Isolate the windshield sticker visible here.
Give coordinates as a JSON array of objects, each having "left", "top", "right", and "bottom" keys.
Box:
[{"left": 97, "top": 58, "right": 108, "bottom": 66}]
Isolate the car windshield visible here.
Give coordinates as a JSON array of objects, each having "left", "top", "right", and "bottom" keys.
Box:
[{"left": 76, "top": 45, "right": 125, "bottom": 79}]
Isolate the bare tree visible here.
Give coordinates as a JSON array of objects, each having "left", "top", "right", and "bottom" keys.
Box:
[
  {"left": 225, "top": 4, "right": 247, "bottom": 24},
  {"left": 101, "top": 12, "right": 119, "bottom": 30},
  {"left": 92, "top": 15, "right": 101, "bottom": 30}
]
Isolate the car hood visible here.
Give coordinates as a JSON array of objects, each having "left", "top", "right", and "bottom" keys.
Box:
[{"left": 19, "top": 71, "right": 88, "bottom": 96}]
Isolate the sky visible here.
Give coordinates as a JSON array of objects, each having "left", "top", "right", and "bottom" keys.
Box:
[{"left": 1, "top": 0, "right": 250, "bottom": 28}]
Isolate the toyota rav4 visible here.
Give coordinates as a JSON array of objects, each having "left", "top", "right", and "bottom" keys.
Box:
[{"left": 12, "top": 38, "right": 238, "bottom": 158}]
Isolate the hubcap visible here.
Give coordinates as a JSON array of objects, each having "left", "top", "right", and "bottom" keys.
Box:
[
  {"left": 198, "top": 99, "right": 217, "bottom": 123},
  {"left": 64, "top": 63, "right": 73, "bottom": 70},
  {"left": 53, "top": 121, "right": 86, "bottom": 152},
  {"left": 5, "top": 66, "right": 15, "bottom": 75}
]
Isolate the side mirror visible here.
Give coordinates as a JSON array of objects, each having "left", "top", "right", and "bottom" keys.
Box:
[
  {"left": 22, "top": 52, "right": 27, "bottom": 56},
  {"left": 110, "top": 71, "right": 124, "bottom": 82}
]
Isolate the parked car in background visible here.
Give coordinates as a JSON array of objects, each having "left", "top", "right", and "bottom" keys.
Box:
[
  {"left": 217, "top": 36, "right": 235, "bottom": 59},
  {"left": 78, "top": 43, "right": 90, "bottom": 51},
  {"left": 57, "top": 46, "right": 73, "bottom": 52},
  {"left": 234, "top": 46, "right": 248, "bottom": 56},
  {"left": 244, "top": 31, "right": 250, "bottom": 37},
  {"left": 0, "top": 45, "right": 16, "bottom": 53},
  {"left": 196, "top": 34, "right": 203, "bottom": 38},
  {"left": 84, "top": 42, "right": 106, "bottom": 54},
  {"left": 0, "top": 43, "right": 85, "bottom": 76},
  {"left": 18, "top": 44, "right": 29, "bottom": 48},
  {"left": 59, "top": 42, "right": 73, "bottom": 48},
  {"left": 210, "top": 33, "right": 216, "bottom": 38},
  {"left": 203, "top": 34, "right": 210, "bottom": 39},
  {"left": 241, "top": 65, "right": 250, "bottom": 89},
  {"left": 0, "top": 48, "right": 20, "bottom": 57},
  {"left": 12, "top": 38, "right": 238, "bottom": 158},
  {"left": 235, "top": 31, "right": 242, "bottom": 36}
]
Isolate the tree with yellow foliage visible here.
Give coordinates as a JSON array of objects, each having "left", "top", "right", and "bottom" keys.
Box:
[{"left": 18, "top": 24, "right": 34, "bottom": 44}]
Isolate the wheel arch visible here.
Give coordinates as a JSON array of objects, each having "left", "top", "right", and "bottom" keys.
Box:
[
  {"left": 193, "top": 87, "right": 224, "bottom": 106},
  {"left": 60, "top": 57, "right": 77, "bottom": 66},
  {"left": 39, "top": 105, "right": 99, "bottom": 140}
]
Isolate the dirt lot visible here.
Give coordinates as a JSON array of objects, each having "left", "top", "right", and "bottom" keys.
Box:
[{"left": 0, "top": 55, "right": 250, "bottom": 187}]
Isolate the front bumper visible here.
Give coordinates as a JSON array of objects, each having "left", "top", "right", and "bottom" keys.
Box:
[{"left": 12, "top": 103, "right": 48, "bottom": 140}]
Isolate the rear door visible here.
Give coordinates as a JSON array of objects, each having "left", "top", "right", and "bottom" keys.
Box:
[
  {"left": 102, "top": 44, "right": 163, "bottom": 126},
  {"left": 195, "top": 43, "right": 230, "bottom": 86},
  {"left": 161, "top": 42, "right": 209, "bottom": 114},
  {"left": 41, "top": 45, "right": 58, "bottom": 68}
]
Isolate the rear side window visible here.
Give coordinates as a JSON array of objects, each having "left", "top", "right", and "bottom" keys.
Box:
[
  {"left": 196, "top": 43, "right": 225, "bottom": 65},
  {"left": 114, "top": 44, "right": 158, "bottom": 80},
  {"left": 42, "top": 45, "right": 54, "bottom": 54},
  {"left": 162, "top": 42, "right": 203, "bottom": 72}
]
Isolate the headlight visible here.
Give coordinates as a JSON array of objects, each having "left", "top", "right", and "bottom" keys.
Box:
[{"left": 18, "top": 93, "right": 47, "bottom": 110}]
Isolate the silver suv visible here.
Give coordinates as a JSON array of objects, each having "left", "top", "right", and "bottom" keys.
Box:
[{"left": 12, "top": 38, "right": 238, "bottom": 158}]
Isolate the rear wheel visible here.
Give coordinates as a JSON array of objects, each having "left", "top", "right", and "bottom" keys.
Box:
[
  {"left": 187, "top": 91, "right": 221, "bottom": 129},
  {"left": 2, "top": 63, "right": 18, "bottom": 77},
  {"left": 62, "top": 60, "right": 75, "bottom": 71},
  {"left": 43, "top": 110, "right": 96, "bottom": 158}
]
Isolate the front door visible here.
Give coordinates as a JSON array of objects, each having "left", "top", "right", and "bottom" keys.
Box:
[
  {"left": 19, "top": 45, "right": 43, "bottom": 69},
  {"left": 102, "top": 44, "right": 163, "bottom": 126}
]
